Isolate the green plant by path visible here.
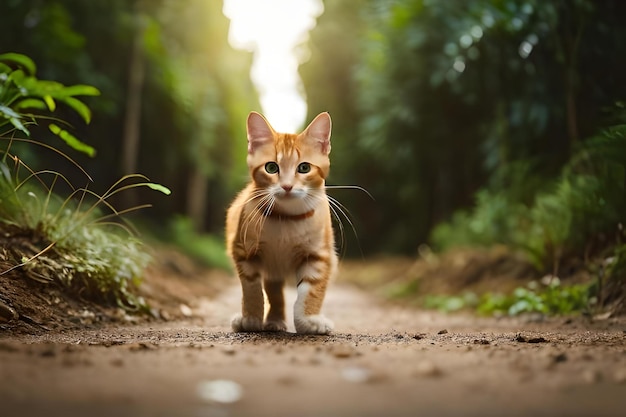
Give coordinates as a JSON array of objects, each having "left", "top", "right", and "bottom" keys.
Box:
[
  {"left": 0, "top": 53, "right": 170, "bottom": 310},
  {"left": 421, "top": 278, "right": 593, "bottom": 317},
  {"left": 0, "top": 52, "right": 99, "bottom": 156}
]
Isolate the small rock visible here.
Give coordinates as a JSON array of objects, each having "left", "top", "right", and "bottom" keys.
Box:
[
  {"left": 180, "top": 304, "right": 193, "bottom": 317},
  {"left": 197, "top": 379, "right": 243, "bottom": 404},
  {"left": 473, "top": 339, "right": 490, "bottom": 345},
  {"left": 437, "top": 329, "right": 448, "bottom": 335},
  {"left": 582, "top": 369, "right": 602, "bottom": 384},
  {"left": 222, "top": 346, "right": 237, "bottom": 356},
  {"left": 593, "top": 312, "right": 612, "bottom": 321},
  {"left": 414, "top": 361, "right": 443, "bottom": 378},
  {"left": 552, "top": 353, "right": 568, "bottom": 364},
  {"left": 340, "top": 366, "right": 372, "bottom": 383},
  {"left": 276, "top": 374, "right": 298, "bottom": 386},
  {"left": 128, "top": 342, "right": 157, "bottom": 351},
  {"left": 39, "top": 346, "right": 57, "bottom": 358},
  {"left": 0, "top": 299, "right": 18, "bottom": 323},
  {"left": 613, "top": 368, "right": 626, "bottom": 384},
  {"left": 159, "top": 309, "right": 171, "bottom": 321},
  {"left": 515, "top": 334, "right": 547, "bottom": 343},
  {"left": 0, "top": 342, "right": 19, "bottom": 352},
  {"left": 330, "top": 344, "right": 357, "bottom": 359}
]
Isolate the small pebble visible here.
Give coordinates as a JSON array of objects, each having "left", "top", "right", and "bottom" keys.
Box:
[
  {"left": 180, "top": 304, "right": 193, "bottom": 317},
  {"left": 341, "top": 366, "right": 372, "bottom": 383},
  {"left": 222, "top": 346, "right": 237, "bottom": 356},
  {"left": 0, "top": 300, "right": 18, "bottom": 323},
  {"left": 613, "top": 368, "right": 626, "bottom": 384},
  {"left": 414, "top": 361, "right": 443, "bottom": 378},
  {"left": 330, "top": 344, "right": 357, "bottom": 359},
  {"left": 582, "top": 369, "right": 602, "bottom": 384},
  {"left": 197, "top": 379, "right": 243, "bottom": 404}
]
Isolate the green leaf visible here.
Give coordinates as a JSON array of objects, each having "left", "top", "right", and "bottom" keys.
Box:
[
  {"left": 9, "top": 117, "right": 29, "bottom": 136},
  {"left": 9, "top": 70, "right": 39, "bottom": 92},
  {"left": 48, "top": 123, "right": 96, "bottom": 157},
  {"left": 0, "top": 53, "right": 36, "bottom": 75},
  {"left": 13, "top": 98, "right": 48, "bottom": 111},
  {"left": 0, "top": 104, "right": 22, "bottom": 119},
  {"left": 145, "top": 183, "right": 172, "bottom": 195},
  {"left": 44, "top": 95, "right": 56, "bottom": 111},
  {"left": 0, "top": 62, "right": 11, "bottom": 74},
  {"left": 61, "top": 84, "right": 101, "bottom": 97},
  {"left": 61, "top": 96, "right": 92, "bottom": 123}
]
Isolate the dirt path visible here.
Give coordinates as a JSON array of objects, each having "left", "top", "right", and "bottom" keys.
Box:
[{"left": 1, "top": 276, "right": 625, "bottom": 417}]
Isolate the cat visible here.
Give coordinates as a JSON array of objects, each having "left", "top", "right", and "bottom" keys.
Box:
[{"left": 225, "top": 111, "right": 337, "bottom": 335}]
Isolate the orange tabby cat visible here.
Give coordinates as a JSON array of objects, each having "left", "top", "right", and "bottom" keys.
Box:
[{"left": 226, "top": 111, "right": 337, "bottom": 334}]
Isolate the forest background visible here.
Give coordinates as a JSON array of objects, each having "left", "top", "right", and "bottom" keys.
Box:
[{"left": 1, "top": 0, "right": 625, "bottom": 304}]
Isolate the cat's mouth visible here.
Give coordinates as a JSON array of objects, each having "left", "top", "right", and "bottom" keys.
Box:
[{"left": 276, "top": 188, "right": 305, "bottom": 200}]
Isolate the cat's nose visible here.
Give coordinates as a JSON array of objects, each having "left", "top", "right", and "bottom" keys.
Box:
[{"left": 282, "top": 185, "right": 293, "bottom": 193}]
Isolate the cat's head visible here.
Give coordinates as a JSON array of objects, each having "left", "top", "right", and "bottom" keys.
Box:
[{"left": 246, "top": 111, "right": 332, "bottom": 213}]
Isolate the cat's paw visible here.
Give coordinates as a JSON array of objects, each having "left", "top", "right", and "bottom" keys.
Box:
[
  {"left": 231, "top": 314, "right": 263, "bottom": 332},
  {"left": 294, "top": 315, "right": 333, "bottom": 335},
  {"left": 263, "top": 319, "right": 287, "bottom": 332}
]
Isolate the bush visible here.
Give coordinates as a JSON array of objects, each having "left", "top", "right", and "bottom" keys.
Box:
[
  {"left": 0, "top": 53, "right": 169, "bottom": 310},
  {"left": 431, "top": 121, "right": 626, "bottom": 274}
]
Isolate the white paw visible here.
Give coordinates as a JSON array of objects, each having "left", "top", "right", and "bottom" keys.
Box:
[
  {"left": 263, "top": 319, "right": 287, "bottom": 332},
  {"left": 294, "top": 315, "right": 333, "bottom": 335},
  {"left": 231, "top": 314, "right": 263, "bottom": 332}
]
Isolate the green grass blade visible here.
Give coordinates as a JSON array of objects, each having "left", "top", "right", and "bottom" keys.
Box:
[{"left": 145, "top": 183, "right": 172, "bottom": 195}]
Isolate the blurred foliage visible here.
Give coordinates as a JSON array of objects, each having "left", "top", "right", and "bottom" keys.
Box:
[
  {"left": 303, "top": 0, "right": 626, "bottom": 256},
  {"left": 432, "top": 120, "right": 626, "bottom": 271},
  {"left": 0, "top": 0, "right": 258, "bottom": 239},
  {"left": 0, "top": 53, "right": 170, "bottom": 310},
  {"left": 167, "top": 215, "right": 231, "bottom": 271},
  {"left": 422, "top": 277, "right": 592, "bottom": 316},
  {"left": 0, "top": 52, "right": 99, "bottom": 155}
]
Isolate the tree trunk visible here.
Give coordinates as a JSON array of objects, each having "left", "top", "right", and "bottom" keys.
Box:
[
  {"left": 186, "top": 166, "right": 209, "bottom": 230},
  {"left": 121, "top": 9, "right": 145, "bottom": 207}
]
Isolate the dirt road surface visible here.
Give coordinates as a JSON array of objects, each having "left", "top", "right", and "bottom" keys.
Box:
[{"left": 1, "top": 273, "right": 625, "bottom": 417}]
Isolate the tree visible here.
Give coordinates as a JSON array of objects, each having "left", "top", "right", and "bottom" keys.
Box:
[
  {"left": 302, "top": 0, "right": 626, "bottom": 254},
  {"left": 0, "top": 0, "right": 259, "bottom": 234}
]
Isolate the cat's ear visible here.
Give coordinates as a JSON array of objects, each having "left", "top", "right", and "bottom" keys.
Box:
[
  {"left": 303, "top": 112, "right": 332, "bottom": 155},
  {"left": 247, "top": 112, "right": 274, "bottom": 154}
]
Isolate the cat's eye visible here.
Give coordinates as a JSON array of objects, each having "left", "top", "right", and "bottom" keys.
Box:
[
  {"left": 297, "top": 162, "right": 311, "bottom": 174},
  {"left": 265, "top": 162, "right": 279, "bottom": 174}
]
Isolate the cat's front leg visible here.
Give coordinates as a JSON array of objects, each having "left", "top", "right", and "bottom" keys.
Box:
[
  {"left": 231, "top": 259, "right": 264, "bottom": 332},
  {"left": 294, "top": 278, "right": 333, "bottom": 334},
  {"left": 263, "top": 279, "right": 287, "bottom": 332},
  {"left": 293, "top": 255, "right": 334, "bottom": 334}
]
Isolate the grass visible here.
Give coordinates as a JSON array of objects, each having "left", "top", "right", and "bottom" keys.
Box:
[
  {"left": 0, "top": 52, "right": 170, "bottom": 311},
  {"left": 0, "top": 160, "right": 168, "bottom": 310},
  {"left": 420, "top": 278, "right": 594, "bottom": 317}
]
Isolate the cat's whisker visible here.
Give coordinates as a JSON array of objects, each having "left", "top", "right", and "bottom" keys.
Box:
[
  {"left": 327, "top": 194, "right": 362, "bottom": 255},
  {"left": 306, "top": 192, "right": 350, "bottom": 254},
  {"left": 325, "top": 185, "right": 374, "bottom": 201},
  {"left": 240, "top": 192, "right": 274, "bottom": 245},
  {"left": 235, "top": 189, "right": 271, "bottom": 207},
  {"left": 326, "top": 197, "right": 347, "bottom": 252}
]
